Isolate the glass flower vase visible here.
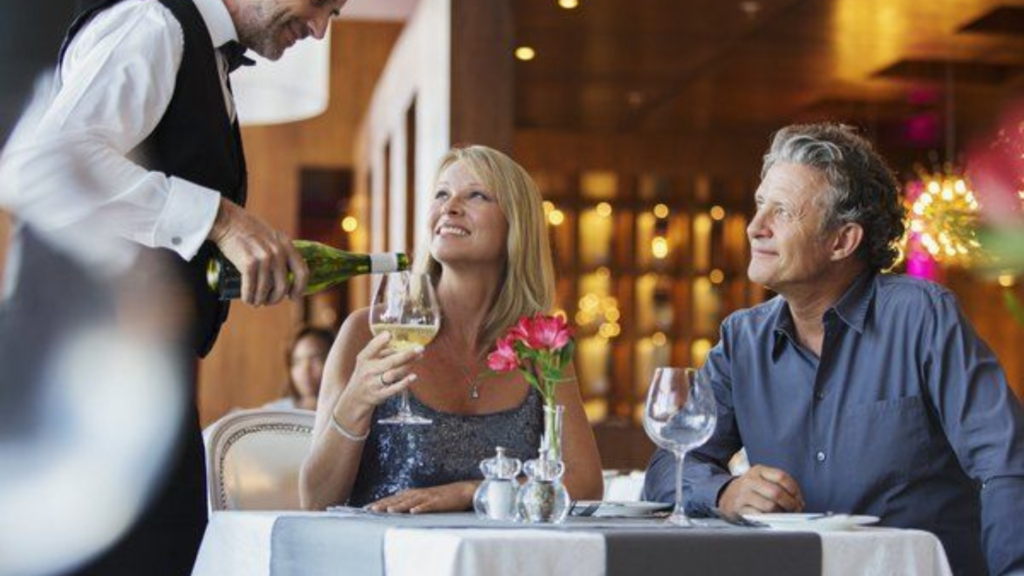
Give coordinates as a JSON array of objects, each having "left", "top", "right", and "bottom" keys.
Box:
[{"left": 516, "top": 404, "right": 570, "bottom": 523}]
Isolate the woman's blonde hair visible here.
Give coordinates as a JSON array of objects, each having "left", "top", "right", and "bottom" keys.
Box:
[{"left": 414, "top": 145, "right": 555, "bottom": 349}]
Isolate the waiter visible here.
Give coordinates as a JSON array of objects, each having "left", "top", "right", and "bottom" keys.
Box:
[{"left": 13, "top": 0, "right": 350, "bottom": 574}]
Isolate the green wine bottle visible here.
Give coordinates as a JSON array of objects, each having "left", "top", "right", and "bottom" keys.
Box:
[{"left": 207, "top": 240, "right": 410, "bottom": 300}]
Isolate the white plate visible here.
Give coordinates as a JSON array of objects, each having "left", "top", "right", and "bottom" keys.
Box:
[
  {"left": 742, "top": 513, "right": 880, "bottom": 532},
  {"left": 570, "top": 500, "right": 672, "bottom": 518}
]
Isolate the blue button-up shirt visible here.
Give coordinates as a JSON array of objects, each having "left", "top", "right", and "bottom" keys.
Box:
[{"left": 644, "top": 273, "right": 1024, "bottom": 576}]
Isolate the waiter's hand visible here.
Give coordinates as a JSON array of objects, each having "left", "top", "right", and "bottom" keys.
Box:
[
  {"left": 208, "top": 198, "right": 309, "bottom": 306},
  {"left": 718, "top": 465, "right": 805, "bottom": 514}
]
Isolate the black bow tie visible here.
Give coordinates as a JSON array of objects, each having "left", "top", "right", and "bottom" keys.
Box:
[{"left": 221, "top": 41, "right": 255, "bottom": 73}]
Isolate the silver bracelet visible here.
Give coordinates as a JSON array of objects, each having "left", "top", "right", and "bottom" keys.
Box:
[{"left": 330, "top": 413, "right": 369, "bottom": 442}]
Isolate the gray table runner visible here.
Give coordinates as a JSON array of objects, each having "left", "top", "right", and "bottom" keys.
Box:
[
  {"left": 601, "top": 529, "right": 821, "bottom": 576},
  {"left": 270, "top": 513, "right": 822, "bottom": 576}
]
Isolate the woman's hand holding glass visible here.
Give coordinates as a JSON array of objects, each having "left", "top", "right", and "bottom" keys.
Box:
[
  {"left": 332, "top": 331, "right": 424, "bottom": 427},
  {"left": 369, "top": 272, "right": 440, "bottom": 425}
]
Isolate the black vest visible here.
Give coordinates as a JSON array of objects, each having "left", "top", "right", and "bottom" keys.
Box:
[{"left": 61, "top": 0, "right": 247, "bottom": 356}]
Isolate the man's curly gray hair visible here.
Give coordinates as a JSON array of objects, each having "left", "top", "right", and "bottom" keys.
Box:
[{"left": 762, "top": 123, "right": 906, "bottom": 272}]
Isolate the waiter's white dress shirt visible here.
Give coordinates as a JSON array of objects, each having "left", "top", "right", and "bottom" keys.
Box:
[{"left": 0, "top": 0, "right": 241, "bottom": 261}]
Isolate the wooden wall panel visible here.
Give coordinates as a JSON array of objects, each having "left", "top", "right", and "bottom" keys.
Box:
[
  {"left": 197, "top": 21, "right": 402, "bottom": 426},
  {"left": 948, "top": 273, "right": 1024, "bottom": 400},
  {"left": 515, "top": 128, "right": 768, "bottom": 195},
  {"left": 450, "top": 0, "right": 514, "bottom": 153}
]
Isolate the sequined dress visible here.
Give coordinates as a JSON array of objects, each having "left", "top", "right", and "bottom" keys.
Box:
[{"left": 347, "top": 387, "right": 543, "bottom": 506}]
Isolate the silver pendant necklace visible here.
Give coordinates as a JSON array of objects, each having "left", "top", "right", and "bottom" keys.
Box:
[{"left": 441, "top": 331, "right": 482, "bottom": 400}]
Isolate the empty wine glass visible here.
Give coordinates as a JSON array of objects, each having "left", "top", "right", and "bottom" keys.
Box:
[
  {"left": 642, "top": 367, "right": 717, "bottom": 526},
  {"left": 369, "top": 272, "right": 440, "bottom": 425}
]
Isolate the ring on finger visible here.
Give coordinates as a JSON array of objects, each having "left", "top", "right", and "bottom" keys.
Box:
[{"left": 378, "top": 372, "right": 392, "bottom": 387}]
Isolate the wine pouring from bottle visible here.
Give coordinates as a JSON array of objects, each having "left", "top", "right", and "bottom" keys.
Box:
[{"left": 207, "top": 240, "right": 410, "bottom": 300}]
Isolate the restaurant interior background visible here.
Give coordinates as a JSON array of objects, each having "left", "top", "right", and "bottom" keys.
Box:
[{"left": 1, "top": 0, "right": 1021, "bottom": 469}]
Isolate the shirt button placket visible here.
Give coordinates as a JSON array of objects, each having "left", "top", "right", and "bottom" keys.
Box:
[{"left": 813, "top": 321, "right": 834, "bottom": 469}]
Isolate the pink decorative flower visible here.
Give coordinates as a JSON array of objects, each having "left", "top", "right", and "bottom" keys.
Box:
[
  {"left": 520, "top": 314, "right": 572, "bottom": 351},
  {"left": 507, "top": 316, "right": 531, "bottom": 344},
  {"left": 487, "top": 314, "right": 576, "bottom": 407},
  {"left": 486, "top": 335, "right": 521, "bottom": 372}
]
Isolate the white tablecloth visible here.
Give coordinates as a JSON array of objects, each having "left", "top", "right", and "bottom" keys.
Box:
[{"left": 192, "top": 511, "right": 953, "bottom": 576}]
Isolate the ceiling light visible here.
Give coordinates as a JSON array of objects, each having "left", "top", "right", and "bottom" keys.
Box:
[
  {"left": 515, "top": 47, "right": 536, "bottom": 61},
  {"left": 739, "top": 1, "right": 761, "bottom": 19},
  {"left": 558, "top": 0, "right": 579, "bottom": 8},
  {"left": 548, "top": 209, "right": 565, "bottom": 226}
]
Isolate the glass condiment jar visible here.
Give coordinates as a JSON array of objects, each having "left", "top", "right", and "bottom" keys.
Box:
[{"left": 472, "top": 446, "right": 521, "bottom": 521}]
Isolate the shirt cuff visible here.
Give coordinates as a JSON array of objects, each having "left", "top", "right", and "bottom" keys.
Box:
[
  {"left": 688, "top": 473, "right": 735, "bottom": 515},
  {"left": 153, "top": 177, "right": 221, "bottom": 260}
]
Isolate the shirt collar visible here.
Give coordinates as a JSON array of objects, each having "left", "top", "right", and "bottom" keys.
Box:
[
  {"left": 829, "top": 270, "right": 875, "bottom": 334},
  {"left": 771, "top": 298, "right": 797, "bottom": 360},
  {"left": 770, "top": 270, "right": 876, "bottom": 359},
  {"left": 192, "top": 0, "right": 239, "bottom": 49}
]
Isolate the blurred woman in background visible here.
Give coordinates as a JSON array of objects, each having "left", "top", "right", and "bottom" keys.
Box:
[{"left": 265, "top": 325, "right": 334, "bottom": 411}]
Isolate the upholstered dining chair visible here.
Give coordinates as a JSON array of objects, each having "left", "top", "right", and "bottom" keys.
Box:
[{"left": 203, "top": 408, "right": 315, "bottom": 511}]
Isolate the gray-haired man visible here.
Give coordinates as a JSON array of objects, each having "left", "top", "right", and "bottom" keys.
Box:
[{"left": 644, "top": 123, "right": 1024, "bottom": 575}]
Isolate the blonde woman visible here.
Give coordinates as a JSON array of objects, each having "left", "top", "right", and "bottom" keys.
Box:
[{"left": 301, "top": 145, "right": 603, "bottom": 512}]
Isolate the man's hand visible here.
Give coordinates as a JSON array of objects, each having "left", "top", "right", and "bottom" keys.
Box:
[
  {"left": 718, "top": 465, "right": 805, "bottom": 514},
  {"left": 208, "top": 198, "right": 308, "bottom": 306}
]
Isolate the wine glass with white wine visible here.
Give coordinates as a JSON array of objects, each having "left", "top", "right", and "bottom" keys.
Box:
[{"left": 369, "top": 272, "right": 440, "bottom": 425}]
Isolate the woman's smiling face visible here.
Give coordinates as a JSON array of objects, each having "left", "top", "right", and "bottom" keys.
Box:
[{"left": 427, "top": 160, "right": 509, "bottom": 269}]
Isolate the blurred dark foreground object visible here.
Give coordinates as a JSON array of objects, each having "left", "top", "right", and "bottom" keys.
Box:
[
  {"left": 0, "top": 0, "right": 75, "bottom": 147},
  {"left": 0, "top": 226, "right": 191, "bottom": 576}
]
